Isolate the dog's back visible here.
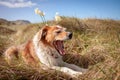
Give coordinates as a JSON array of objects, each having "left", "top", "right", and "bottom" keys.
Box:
[{"left": 4, "top": 40, "right": 40, "bottom": 66}]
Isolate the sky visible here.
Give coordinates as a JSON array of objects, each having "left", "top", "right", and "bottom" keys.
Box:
[{"left": 0, "top": 0, "right": 120, "bottom": 23}]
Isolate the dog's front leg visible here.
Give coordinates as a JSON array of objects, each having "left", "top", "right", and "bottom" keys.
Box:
[
  {"left": 63, "top": 62, "right": 87, "bottom": 73},
  {"left": 52, "top": 66, "right": 82, "bottom": 77}
]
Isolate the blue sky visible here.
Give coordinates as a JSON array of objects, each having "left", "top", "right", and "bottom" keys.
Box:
[{"left": 0, "top": 0, "right": 120, "bottom": 23}]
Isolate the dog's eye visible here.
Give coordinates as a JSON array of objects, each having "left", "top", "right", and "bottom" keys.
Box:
[{"left": 56, "top": 31, "right": 61, "bottom": 34}]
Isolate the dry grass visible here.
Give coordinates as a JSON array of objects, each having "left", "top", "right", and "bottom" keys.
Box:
[{"left": 0, "top": 17, "right": 120, "bottom": 80}]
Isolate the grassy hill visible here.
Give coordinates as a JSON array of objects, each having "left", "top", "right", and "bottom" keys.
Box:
[{"left": 0, "top": 17, "right": 120, "bottom": 80}]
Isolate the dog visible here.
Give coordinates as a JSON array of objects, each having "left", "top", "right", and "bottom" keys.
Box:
[{"left": 4, "top": 25, "right": 86, "bottom": 77}]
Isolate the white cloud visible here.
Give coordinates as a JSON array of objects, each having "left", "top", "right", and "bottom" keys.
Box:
[{"left": 0, "top": 0, "right": 37, "bottom": 8}]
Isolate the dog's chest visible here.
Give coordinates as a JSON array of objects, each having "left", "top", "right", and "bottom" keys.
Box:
[{"left": 35, "top": 46, "right": 63, "bottom": 67}]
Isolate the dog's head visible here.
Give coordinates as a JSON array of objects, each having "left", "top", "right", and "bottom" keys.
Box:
[{"left": 38, "top": 25, "right": 72, "bottom": 55}]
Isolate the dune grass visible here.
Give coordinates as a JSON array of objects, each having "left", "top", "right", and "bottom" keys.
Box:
[{"left": 0, "top": 17, "right": 120, "bottom": 80}]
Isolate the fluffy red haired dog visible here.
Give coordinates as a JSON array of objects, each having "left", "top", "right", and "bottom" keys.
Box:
[{"left": 5, "top": 25, "right": 86, "bottom": 77}]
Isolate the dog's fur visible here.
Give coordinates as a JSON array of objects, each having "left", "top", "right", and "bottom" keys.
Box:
[{"left": 5, "top": 25, "right": 86, "bottom": 77}]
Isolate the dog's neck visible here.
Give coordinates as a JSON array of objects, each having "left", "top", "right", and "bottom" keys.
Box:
[
  {"left": 33, "top": 32, "right": 61, "bottom": 57},
  {"left": 33, "top": 33, "right": 62, "bottom": 67}
]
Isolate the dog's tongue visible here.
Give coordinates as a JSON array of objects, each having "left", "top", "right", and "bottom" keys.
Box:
[{"left": 54, "top": 40, "right": 65, "bottom": 56}]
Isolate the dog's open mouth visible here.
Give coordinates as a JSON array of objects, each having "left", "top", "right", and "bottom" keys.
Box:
[{"left": 53, "top": 40, "right": 65, "bottom": 56}]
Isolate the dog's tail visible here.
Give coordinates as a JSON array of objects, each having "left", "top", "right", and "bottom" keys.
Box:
[{"left": 4, "top": 46, "right": 19, "bottom": 64}]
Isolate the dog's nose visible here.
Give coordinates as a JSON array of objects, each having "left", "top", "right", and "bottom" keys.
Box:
[{"left": 68, "top": 32, "right": 72, "bottom": 39}]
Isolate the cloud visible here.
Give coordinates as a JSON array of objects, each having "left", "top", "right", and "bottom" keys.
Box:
[{"left": 0, "top": 0, "right": 37, "bottom": 8}]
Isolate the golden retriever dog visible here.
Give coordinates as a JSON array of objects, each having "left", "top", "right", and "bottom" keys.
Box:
[{"left": 5, "top": 25, "right": 86, "bottom": 77}]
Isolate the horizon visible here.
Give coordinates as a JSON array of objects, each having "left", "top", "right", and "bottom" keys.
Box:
[{"left": 0, "top": 0, "right": 120, "bottom": 23}]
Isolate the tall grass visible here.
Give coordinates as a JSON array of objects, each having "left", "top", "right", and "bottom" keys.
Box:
[{"left": 0, "top": 17, "right": 120, "bottom": 80}]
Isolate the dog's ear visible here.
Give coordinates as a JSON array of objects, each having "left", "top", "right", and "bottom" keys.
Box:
[{"left": 38, "top": 26, "right": 49, "bottom": 40}]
